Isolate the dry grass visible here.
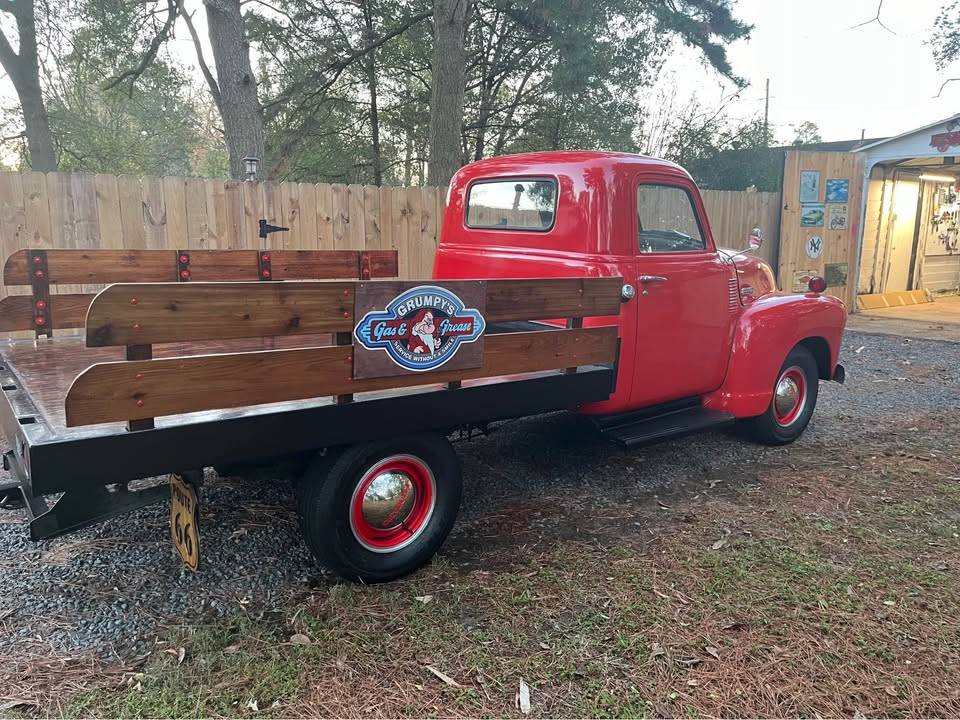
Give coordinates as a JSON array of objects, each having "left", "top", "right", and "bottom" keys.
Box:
[{"left": 8, "top": 410, "right": 960, "bottom": 718}]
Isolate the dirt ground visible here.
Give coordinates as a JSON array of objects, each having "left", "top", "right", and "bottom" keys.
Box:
[{"left": 2, "top": 330, "right": 959, "bottom": 718}]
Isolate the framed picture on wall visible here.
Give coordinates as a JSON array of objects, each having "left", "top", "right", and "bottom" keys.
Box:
[
  {"left": 800, "top": 171, "right": 820, "bottom": 203},
  {"left": 825, "top": 179, "right": 850, "bottom": 203},
  {"left": 800, "top": 203, "right": 825, "bottom": 227}
]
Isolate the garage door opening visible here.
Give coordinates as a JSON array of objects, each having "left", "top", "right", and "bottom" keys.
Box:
[{"left": 858, "top": 160, "right": 959, "bottom": 299}]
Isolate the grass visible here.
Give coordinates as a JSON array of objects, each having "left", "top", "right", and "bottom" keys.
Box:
[{"left": 9, "top": 411, "right": 960, "bottom": 718}]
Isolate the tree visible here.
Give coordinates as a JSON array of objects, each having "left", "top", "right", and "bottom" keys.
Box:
[
  {"left": 428, "top": 0, "right": 469, "bottom": 185},
  {"left": 199, "top": 0, "right": 265, "bottom": 179},
  {"left": 46, "top": 18, "right": 219, "bottom": 176},
  {"left": 932, "top": 0, "right": 959, "bottom": 96},
  {"left": 0, "top": 0, "right": 56, "bottom": 170},
  {"left": 103, "top": 0, "right": 265, "bottom": 180},
  {"left": 792, "top": 120, "right": 822, "bottom": 146}
]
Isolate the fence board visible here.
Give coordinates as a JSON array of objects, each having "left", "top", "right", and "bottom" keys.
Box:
[
  {"left": 0, "top": 170, "right": 781, "bottom": 292},
  {"left": 162, "top": 176, "right": 188, "bottom": 251}
]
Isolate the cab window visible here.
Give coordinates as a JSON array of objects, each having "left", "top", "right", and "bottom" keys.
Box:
[
  {"left": 637, "top": 184, "right": 706, "bottom": 253},
  {"left": 466, "top": 179, "right": 556, "bottom": 231}
]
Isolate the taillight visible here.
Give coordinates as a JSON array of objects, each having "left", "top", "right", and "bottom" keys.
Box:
[{"left": 808, "top": 276, "right": 827, "bottom": 294}]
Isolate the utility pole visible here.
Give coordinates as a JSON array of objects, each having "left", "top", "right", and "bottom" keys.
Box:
[{"left": 763, "top": 78, "right": 770, "bottom": 145}]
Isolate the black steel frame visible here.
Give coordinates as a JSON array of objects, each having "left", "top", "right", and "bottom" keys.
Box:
[{"left": 0, "top": 361, "right": 617, "bottom": 540}]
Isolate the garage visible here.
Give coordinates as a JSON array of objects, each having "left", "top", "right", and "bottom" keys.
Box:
[{"left": 854, "top": 114, "right": 960, "bottom": 316}]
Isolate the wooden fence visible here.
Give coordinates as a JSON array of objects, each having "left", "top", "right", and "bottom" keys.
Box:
[{"left": 0, "top": 172, "right": 782, "bottom": 300}]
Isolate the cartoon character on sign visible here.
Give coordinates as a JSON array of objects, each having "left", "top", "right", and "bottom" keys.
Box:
[
  {"left": 409, "top": 309, "right": 438, "bottom": 354},
  {"left": 355, "top": 285, "right": 486, "bottom": 372}
]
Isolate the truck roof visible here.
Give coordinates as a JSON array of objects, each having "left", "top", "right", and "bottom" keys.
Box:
[{"left": 453, "top": 150, "right": 688, "bottom": 180}]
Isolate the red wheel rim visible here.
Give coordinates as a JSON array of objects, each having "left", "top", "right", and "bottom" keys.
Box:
[
  {"left": 773, "top": 366, "right": 807, "bottom": 427},
  {"left": 349, "top": 454, "right": 436, "bottom": 553}
]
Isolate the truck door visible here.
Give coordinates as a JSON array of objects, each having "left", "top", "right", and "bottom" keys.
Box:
[{"left": 629, "top": 179, "right": 736, "bottom": 407}]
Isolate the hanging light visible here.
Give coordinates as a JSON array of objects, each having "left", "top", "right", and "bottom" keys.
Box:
[
  {"left": 918, "top": 173, "right": 955, "bottom": 183},
  {"left": 243, "top": 156, "right": 260, "bottom": 182}
]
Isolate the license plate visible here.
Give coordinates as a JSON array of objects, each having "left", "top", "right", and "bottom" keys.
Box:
[{"left": 170, "top": 473, "right": 200, "bottom": 571}]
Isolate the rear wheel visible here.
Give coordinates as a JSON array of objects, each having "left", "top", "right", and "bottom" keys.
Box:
[
  {"left": 742, "top": 346, "right": 819, "bottom": 445},
  {"left": 297, "top": 435, "right": 462, "bottom": 583}
]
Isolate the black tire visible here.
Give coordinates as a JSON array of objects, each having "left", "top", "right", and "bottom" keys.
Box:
[
  {"left": 296, "top": 434, "right": 462, "bottom": 583},
  {"left": 741, "top": 346, "right": 819, "bottom": 446}
]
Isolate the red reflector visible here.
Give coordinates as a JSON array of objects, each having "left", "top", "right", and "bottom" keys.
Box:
[
  {"left": 808, "top": 276, "right": 827, "bottom": 293},
  {"left": 35, "top": 299, "right": 46, "bottom": 310}
]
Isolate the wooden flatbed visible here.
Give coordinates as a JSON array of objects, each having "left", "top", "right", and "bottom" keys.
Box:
[{"left": 0, "top": 249, "right": 622, "bottom": 556}]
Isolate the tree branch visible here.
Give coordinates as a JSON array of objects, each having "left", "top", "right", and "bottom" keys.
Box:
[
  {"left": 178, "top": 0, "right": 223, "bottom": 111},
  {"left": 934, "top": 77, "right": 959, "bottom": 98},
  {"left": 850, "top": 0, "right": 896, "bottom": 34},
  {"left": 102, "top": 0, "right": 180, "bottom": 94}
]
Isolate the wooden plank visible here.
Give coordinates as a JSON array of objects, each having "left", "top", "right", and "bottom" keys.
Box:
[
  {"left": 85, "top": 281, "right": 355, "bottom": 346},
  {"left": 316, "top": 183, "right": 334, "bottom": 249},
  {"left": 393, "top": 187, "right": 411, "bottom": 278},
  {"left": 363, "top": 185, "right": 380, "bottom": 250},
  {"left": 484, "top": 277, "right": 623, "bottom": 321},
  {"left": 224, "top": 180, "right": 246, "bottom": 249},
  {"left": 298, "top": 183, "right": 318, "bottom": 250},
  {"left": 280, "top": 181, "right": 301, "bottom": 250},
  {"left": 82, "top": 275, "right": 621, "bottom": 346},
  {"left": 141, "top": 176, "right": 167, "bottom": 249},
  {"left": 94, "top": 174, "right": 123, "bottom": 251},
  {"left": 407, "top": 187, "right": 425, "bottom": 277},
  {"left": 117, "top": 176, "right": 145, "bottom": 250},
  {"left": 3, "top": 248, "right": 399, "bottom": 285},
  {"left": 332, "top": 183, "right": 348, "bottom": 250},
  {"left": 0, "top": 293, "right": 94, "bottom": 331},
  {"left": 262, "top": 182, "right": 283, "bottom": 249},
  {"left": 204, "top": 180, "right": 227, "bottom": 249},
  {"left": 420, "top": 186, "right": 438, "bottom": 277},
  {"left": 242, "top": 180, "right": 263, "bottom": 249},
  {"left": 162, "top": 176, "right": 188, "bottom": 250},
  {"left": 65, "top": 326, "right": 618, "bottom": 426},
  {"left": 185, "top": 178, "right": 207, "bottom": 249},
  {"left": 347, "top": 184, "right": 365, "bottom": 249},
  {"left": 379, "top": 186, "right": 393, "bottom": 254},
  {"left": 5, "top": 248, "right": 175, "bottom": 285},
  {"left": 0, "top": 173, "right": 26, "bottom": 294}
]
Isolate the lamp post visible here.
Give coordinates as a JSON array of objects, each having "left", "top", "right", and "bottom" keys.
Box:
[{"left": 243, "top": 156, "right": 259, "bottom": 182}]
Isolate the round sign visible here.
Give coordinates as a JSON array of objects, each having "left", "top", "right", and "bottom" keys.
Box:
[{"left": 806, "top": 235, "right": 824, "bottom": 259}]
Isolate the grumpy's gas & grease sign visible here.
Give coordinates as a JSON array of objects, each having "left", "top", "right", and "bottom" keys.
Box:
[{"left": 353, "top": 282, "right": 486, "bottom": 379}]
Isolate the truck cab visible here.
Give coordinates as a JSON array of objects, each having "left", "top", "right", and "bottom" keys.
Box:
[{"left": 434, "top": 151, "right": 846, "bottom": 444}]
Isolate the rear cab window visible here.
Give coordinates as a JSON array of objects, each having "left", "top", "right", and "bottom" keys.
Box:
[
  {"left": 637, "top": 184, "right": 707, "bottom": 253},
  {"left": 466, "top": 179, "right": 557, "bottom": 231}
]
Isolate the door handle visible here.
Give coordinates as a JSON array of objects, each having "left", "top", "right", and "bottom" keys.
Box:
[{"left": 638, "top": 275, "right": 668, "bottom": 283}]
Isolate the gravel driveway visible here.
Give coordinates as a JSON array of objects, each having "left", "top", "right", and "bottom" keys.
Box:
[{"left": 0, "top": 330, "right": 957, "bottom": 660}]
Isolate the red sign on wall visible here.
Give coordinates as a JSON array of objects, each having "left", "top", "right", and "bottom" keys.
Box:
[{"left": 930, "top": 131, "right": 960, "bottom": 153}]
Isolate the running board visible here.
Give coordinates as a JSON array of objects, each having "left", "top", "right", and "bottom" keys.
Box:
[{"left": 595, "top": 405, "right": 735, "bottom": 448}]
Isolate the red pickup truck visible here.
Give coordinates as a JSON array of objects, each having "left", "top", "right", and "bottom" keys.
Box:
[{"left": 0, "top": 151, "right": 845, "bottom": 583}]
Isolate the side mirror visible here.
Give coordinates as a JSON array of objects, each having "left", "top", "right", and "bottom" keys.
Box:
[{"left": 746, "top": 227, "right": 763, "bottom": 251}]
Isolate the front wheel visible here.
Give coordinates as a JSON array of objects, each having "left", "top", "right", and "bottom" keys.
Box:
[
  {"left": 741, "top": 346, "right": 819, "bottom": 445},
  {"left": 296, "top": 435, "right": 462, "bottom": 583}
]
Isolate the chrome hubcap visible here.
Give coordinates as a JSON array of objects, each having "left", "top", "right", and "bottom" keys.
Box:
[
  {"left": 359, "top": 470, "right": 417, "bottom": 530},
  {"left": 775, "top": 376, "right": 800, "bottom": 418}
]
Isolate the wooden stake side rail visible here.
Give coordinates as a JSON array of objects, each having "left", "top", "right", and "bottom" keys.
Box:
[
  {"left": 83, "top": 277, "right": 624, "bottom": 347},
  {"left": 64, "top": 327, "right": 618, "bottom": 426},
  {"left": 0, "top": 249, "right": 399, "bottom": 334}
]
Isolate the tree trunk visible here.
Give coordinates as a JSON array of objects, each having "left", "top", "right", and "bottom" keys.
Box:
[
  {"left": 361, "top": 0, "right": 383, "bottom": 186},
  {"left": 0, "top": 0, "right": 56, "bottom": 171},
  {"left": 427, "top": 0, "right": 469, "bottom": 186},
  {"left": 204, "top": 0, "right": 265, "bottom": 180}
]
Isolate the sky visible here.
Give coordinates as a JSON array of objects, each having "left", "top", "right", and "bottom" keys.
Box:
[{"left": 674, "top": 0, "right": 960, "bottom": 143}]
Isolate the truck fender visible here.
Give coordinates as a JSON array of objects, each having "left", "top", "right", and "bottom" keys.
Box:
[{"left": 703, "top": 293, "right": 846, "bottom": 418}]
